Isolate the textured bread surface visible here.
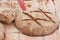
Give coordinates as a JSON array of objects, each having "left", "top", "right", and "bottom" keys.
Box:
[
  {"left": 15, "top": 0, "right": 59, "bottom": 36},
  {"left": 0, "top": 2, "right": 16, "bottom": 24}
]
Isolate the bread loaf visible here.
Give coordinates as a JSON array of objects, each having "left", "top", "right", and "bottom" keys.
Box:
[
  {"left": 15, "top": 0, "right": 59, "bottom": 36},
  {"left": 0, "top": 2, "right": 16, "bottom": 24}
]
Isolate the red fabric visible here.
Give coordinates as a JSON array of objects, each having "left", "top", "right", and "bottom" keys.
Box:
[{"left": 18, "top": 0, "right": 26, "bottom": 11}]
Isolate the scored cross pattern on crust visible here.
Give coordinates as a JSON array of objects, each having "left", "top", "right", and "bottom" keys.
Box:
[{"left": 21, "top": 8, "right": 55, "bottom": 27}]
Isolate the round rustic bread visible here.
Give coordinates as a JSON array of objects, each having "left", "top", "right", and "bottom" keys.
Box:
[
  {"left": 15, "top": 0, "right": 59, "bottom": 36},
  {"left": 15, "top": 11, "right": 59, "bottom": 36},
  {"left": 0, "top": 2, "right": 16, "bottom": 24}
]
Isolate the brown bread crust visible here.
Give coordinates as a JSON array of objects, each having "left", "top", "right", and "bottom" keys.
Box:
[{"left": 15, "top": 0, "right": 59, "bottom": 36}]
